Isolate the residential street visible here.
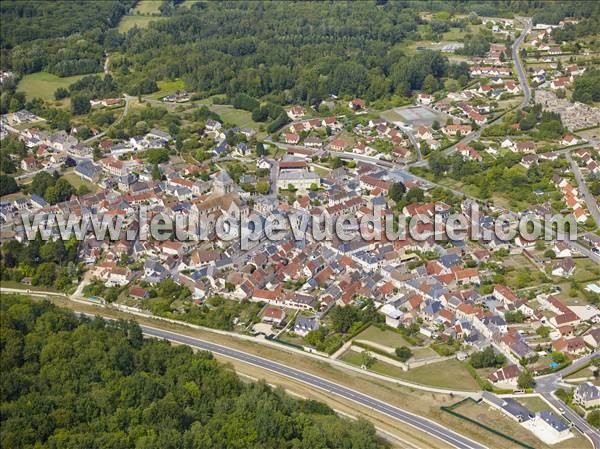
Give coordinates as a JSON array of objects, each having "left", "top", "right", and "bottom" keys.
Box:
[{"left": 566, "top": 151, "right": 600, "bottom": 226}]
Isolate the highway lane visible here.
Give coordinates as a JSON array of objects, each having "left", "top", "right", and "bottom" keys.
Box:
[{"left": 141, "top": 324, "right": 487, "bottom": 449}]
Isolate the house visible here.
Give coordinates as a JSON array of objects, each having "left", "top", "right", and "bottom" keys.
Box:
[
  {"left": 550, "top": 76, "right": 572, "bottom": 90},
  {"left": 552, "top": 257, "right": 575, "bottom": 278},
  {"left": 442, "top": 124, "right": 472, "bottom": 137},
  {"left": 205, "top": 119, "right": 222, "bottom": 132},
  {"left": 381, "top": 303, "right": 403, "bottom": 328},
  {"left": 458, "top": 145, "right": 482, "bottom": 162},
  {"left": 287, "top": 106, "right": 306, "bottom": 120},
  {"left": 294, "top": 315, "right": 319, "bottom": 337},
  {"left": 552, "top": 336, "right": 587, "bottom": 355},
  {"left": 493, "top": 284, "right": 518, "bottom": 305},
  {"left": 20, "top": 156, "right": 38, "bottom": 171},
  {"left": 75, "top": 160, "right": 101, "bottom": 183},
  {"left": 416, "top": 126, "right": 433, "bottom": 141},
  {"left": 416, "top": 93, "right": 434, "bottom": 105},
  {"left": 129, "top": 287, "right": 149, "bottom": 299},
  {"left": 561, "top": 134, "right": 579, "bottom": 146},
  {"left": 349, "top": 99, "right": 366, "bottom": 111},
  {"left": 330, "top": 138, "right": 348, "bottom": 152},
  {"left": 488, "top": 364, "right": 520, "bottom": 386},
  {"left": 504, "top": 81, "right": 520, "bottom": 94},
  {"left": 574, "top": 382, "right": 600, "bottom": 409},
  {"left": 262, "top": 306, "right": 286, "bottom": 325},
  {"left": 283, "top": 133, "right": 300, "bottom": 144}
]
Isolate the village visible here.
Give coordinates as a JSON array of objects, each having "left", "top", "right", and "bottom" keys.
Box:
[{"left": 1, "top": 9, "right": 600, "bottom": 449}]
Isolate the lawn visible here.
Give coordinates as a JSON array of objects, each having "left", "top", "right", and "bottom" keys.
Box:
[
  {"left": 61, "top": 172, "right": 97, "bottom": 192},
  {"left": 517, "top": 395, "right": 551, "bottom": 413},
  {"left": 144, "top": 79, "right": 187, "bottom": 100},
  {"left": 210, "top": 104, "right": 265, "bottom": 137},
  {"left": 17, "top": 72, "right": 97, "bottom": 101},
  {"left": 341, "top": 350, "right": 479, "bottom": 391},
  {"left": 355, "top": 325, "right": 412, "bottom": 349}
]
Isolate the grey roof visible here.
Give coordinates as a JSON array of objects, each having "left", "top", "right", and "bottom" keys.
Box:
[
  {"left": 539, "top": 411, "right": 569, "bottom": 432},
  {"left": 576, "top": 382, "right": 600, "bottom": 402}
]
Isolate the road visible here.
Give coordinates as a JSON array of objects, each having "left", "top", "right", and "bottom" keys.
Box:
[
  {"left": 534, "top": 352, "right": 600, "bottom": 448},
  {"left": 512, "top": 18, "right": 533, "bottom": 107},
  {"left": 140, "top": 324, "right": 487, "bottom": 449},
  {"left": 566, "top": 151, "right": 600, "bottom": 226}
]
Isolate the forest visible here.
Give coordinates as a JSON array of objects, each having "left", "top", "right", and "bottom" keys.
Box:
[{"left": 0, "top": 295, "right": 385, "bottom": 449}]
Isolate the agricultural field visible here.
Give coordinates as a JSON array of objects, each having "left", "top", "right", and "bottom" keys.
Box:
[{"left": 17, "top": 72, "right": 97, "bottom": 101}]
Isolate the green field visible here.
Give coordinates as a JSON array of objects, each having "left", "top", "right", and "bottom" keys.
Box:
[
  {"left": 517, "top": 396, "right": 551, "bottom": 413},
  {"left": 342, "top": 350, "right": 479, "bottom": 391},
  {"left": 117, "top": 15, "right": 165, "bottom": 32},
  {"left": 117, "top": 1, "right": 166, "bottom": 32},
  {"left": 61, "top": 172, "right": 97, "bottom": 192},
  {"left": 17, "top": 72, "right": 96, "bottom": 101},
  {"left": 355, "top": 325, "right": 412, "bottom": 349},
  {"left": 211, "top": 104, "right": 263, "bottom": 131}
]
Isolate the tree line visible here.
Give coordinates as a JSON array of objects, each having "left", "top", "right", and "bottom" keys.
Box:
[{"left": 0, "top": 295, "right": 386, "bottom": 449}]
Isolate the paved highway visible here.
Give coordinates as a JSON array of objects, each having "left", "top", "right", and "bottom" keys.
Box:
[{"left": 141, "top": 324, "right": 487, "bottom": 449}]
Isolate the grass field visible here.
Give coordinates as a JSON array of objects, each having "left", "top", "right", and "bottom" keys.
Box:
[
  {"left": 355, "top": 325, "right": 412, "bottom": 349},
  {"left": 144, "top": 79, "right": 187, "bottom": 100},
  {"left": 117, "top": 15, "right": 165, "bottom": 32},
  {"left": 17, "top": 72, "right": 96, "bottom": 101},
  {"left": 342, "top": 350, "right": 479, "bottom": 391},
  {"left": 117, "top": 1, "right": 166, "bottom": 32},
  {"left": 61, "top": 172, "right": 97, "bottom": 192},
  {"left": 210, "top": 105, "right": 266, "bottom": 137},
  {"left": 517, "top": 396, "right": 551, "bottom": 413}
]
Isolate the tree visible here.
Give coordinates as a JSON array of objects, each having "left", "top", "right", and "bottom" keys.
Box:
[
  {"left": 395, "top": 346, "right": 413, "bottom": 362},
  {"left": 71, "top": 94, "right": 91, "bottom": 115},
  {"left": 388, "top": 182, "right": 406, "bottom": 202},
  {"left": 405, "top": 188, "right": 424, "bottom": 203},
  {"left": 470, "top": 346, "right": 505, "bottom": 368},
  {"left": 54, "top": 87, "right": 69, "bottom": 100},
  {"left": 329, "top": 305, "right": 357, "bottom": 333},
  {"left": 517, "top": 370, "right": 535, "bottom": 389},
  {"left": 422, "top": 74, "right": 439, "bottom": 94},
  {"left": 536, "top": 326, "right": 550, "bottom": 338},
  {"left": 151, "top": 163, "right": 161, "bottom": 181},
  {"left": 588, "top": 410, "right": 600, "bottom": 429},
  {"left": 361, "top": 350, "right": 375, "bottom": 368},
  {"left": 256, "top": 141, "right": 266, "bottom": 156},
  {"left": 0, "top": 175, "right": 19, "bottom": 196}
]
